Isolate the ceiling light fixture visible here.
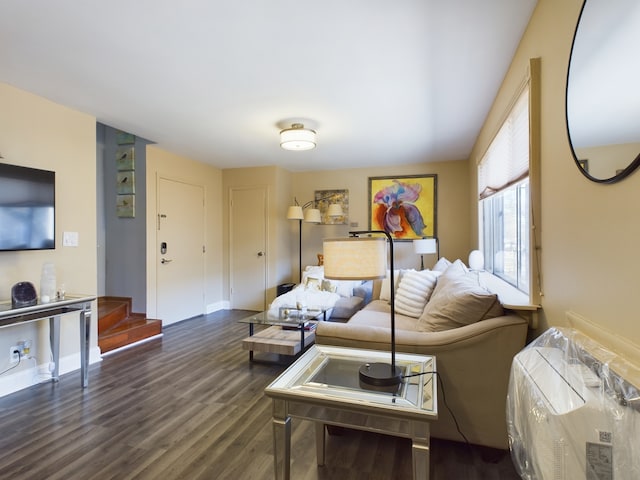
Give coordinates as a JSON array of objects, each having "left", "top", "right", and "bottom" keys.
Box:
[{"left": 280, "top": 123, "right": 316, "bottom": 151}]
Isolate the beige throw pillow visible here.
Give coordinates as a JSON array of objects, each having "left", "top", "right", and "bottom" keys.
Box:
[
  {"left": 417, "top": 266, "right": 503, "bottom": 332},
  {"left": 394, "top": 270, "right": 440, "bottom": 318}
]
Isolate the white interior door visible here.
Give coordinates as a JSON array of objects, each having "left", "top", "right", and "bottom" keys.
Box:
[
  {"left": 157, "top": 177, "right": 205, "bottom": 325},
  {"left": 230, "top": 186, "right": 267, "bottom": 310}
]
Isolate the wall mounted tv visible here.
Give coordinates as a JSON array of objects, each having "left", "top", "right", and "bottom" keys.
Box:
[{"left": 0, "top": 163, "right": 55, "bottom": 251}]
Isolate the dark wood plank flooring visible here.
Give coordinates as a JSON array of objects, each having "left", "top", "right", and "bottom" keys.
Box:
[{"left": 0, "top": 310, "right": 521, "bottom": 479}]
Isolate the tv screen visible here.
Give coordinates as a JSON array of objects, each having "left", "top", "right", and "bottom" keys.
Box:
[{"left": 0, "top": 163, "right": 55, "bottom": 251}]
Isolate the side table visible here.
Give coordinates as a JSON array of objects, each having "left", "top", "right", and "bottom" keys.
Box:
[{"left": 265, "top": 345, "right": 437, "bottom": 479}]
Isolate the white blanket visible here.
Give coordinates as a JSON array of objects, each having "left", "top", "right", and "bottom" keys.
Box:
[{"left": 268, "top": 284, "right": 340, "bottom": 319}]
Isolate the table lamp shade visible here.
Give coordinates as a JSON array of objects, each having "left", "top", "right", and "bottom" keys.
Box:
[
  {"left": 413, "top": 238, "right": 437, "bottom": 254},
  {"left": 323, "top": 237, "right": 387, "bottom": 280}
]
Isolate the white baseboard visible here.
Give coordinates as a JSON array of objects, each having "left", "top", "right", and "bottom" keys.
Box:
[
  {"left": 0, "top": 346, "right": 102, "bottom": 398},
  {"left": 206, "top": 301, "right": 229, "bottom": 313}
]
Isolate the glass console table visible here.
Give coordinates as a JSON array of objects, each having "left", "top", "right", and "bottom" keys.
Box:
[
  {"left": 0, "top": 295, "right": 96, "bottom": 388},
  {"left": 265, "top": 345, "right": 437, "bottom": 479}
]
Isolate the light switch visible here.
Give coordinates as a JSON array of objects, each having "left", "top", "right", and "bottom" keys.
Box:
[{"left": 63, "top": 231, "right": 79, "bottom": 247}]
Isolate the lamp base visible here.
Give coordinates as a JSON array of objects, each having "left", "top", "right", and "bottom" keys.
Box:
[{"left": 359, "top": 362, "right": 402, "bottom": 387}]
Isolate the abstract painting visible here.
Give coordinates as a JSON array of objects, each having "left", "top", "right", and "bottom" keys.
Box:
[{"left": 368, "top": 174, "right": 437, "bottom": 240}]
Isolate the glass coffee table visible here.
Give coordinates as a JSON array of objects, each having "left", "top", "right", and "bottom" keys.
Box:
[
  {"left": 265, "top": 345, "right": 437, "bottom": 479},
  {"left": 239, "top": 307, "right": 328, "bottom": 364}
]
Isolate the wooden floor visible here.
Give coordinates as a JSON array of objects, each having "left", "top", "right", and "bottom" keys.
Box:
[{"left": 0, "top": 310, "right": 521, "bottom": 479}]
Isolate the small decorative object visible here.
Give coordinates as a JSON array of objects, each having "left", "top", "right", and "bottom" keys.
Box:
[
  {"left": 468, "top": 250, "right": 485, "bottom": 271},
  {"left": 11, "top": 281, "right": 37, "bottom": 308},
  {"left": 40, "top": 262, "right": 56, "bottom": 303},
  {"left": 116, "top": 147, "right": 135, "bottom": 171},
  {"left": 116, "top": 131, "right": 135, "bottom": 145},
  {"left": 369, "top": 174, "right": 437, "bottom": 241},
  {"left": 117, "top": 171, "right": 135, "bottom": 194},
  {"left": 117, "top": 194, "right": 135, "bottom": 218}
]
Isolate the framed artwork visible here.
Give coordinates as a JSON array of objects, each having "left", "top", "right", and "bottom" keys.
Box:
[
  {"left": 116, "top": 194, "right": 135, "bottom": 218},
  {"left": 368, "top": 174, "right": 437, "bottom": 240},
  {"left": 314, "top": 189, "right": 348, "bottom": 224},
  {"left": 117, "top": 171, "right": 135, "bottom": 194},
  {"left": 116, "top": 146, "right": 135, "bottom": 171},
  {"left": 116, "top": 131, "right": 135, "bottom": 145}
]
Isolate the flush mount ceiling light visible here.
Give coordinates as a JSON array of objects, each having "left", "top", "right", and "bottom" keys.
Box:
[{"left": 280, "top": 123, "right": 316, "bottom": 151}]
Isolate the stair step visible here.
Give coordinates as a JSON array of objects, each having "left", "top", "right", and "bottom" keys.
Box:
[
  {"left": 99, "top": 317, "right": 162, "bottom": 353},
  {"left": 98, "top": 296, "right": 133, "bottom": 333}
]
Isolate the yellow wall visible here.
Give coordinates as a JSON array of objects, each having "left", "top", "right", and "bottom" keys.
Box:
[
  {"left": 469, "top": 0, "right": 640, "bottom": 363},
  {"left": 0, "top": 83, "right": 98, "bottom": 393},
  {"left": 145, "top": 145, "right": 224, "bottom": 316},
  {"left": 291, "top": 160, "right": 470, "bottom": 272}
]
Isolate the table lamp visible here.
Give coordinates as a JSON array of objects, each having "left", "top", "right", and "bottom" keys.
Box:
[
  {"left": 413, "top": 238, "right": 438, "bottom": 270},
  {"left": 323, "top": 230, "right": 402, "bottom": 386}
]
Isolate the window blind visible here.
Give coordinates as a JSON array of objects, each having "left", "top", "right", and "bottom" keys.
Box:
[{"left": 478, "top": 87, "right": 530, "bottom": 199}]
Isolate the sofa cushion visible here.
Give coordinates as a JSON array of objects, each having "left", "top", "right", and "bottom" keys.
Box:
[
  {"left": 394, "top": 269, "right": 440, "bottom": 318},
  {"left": 330, "top": 295, "right": 365, "bottom": 319},
  {"left": 418, "top": 266, "right": 503, "bottom": 332}
]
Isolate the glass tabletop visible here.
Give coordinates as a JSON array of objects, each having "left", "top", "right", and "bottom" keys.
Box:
[
  {"left": 238, "top": 308, "right": 326, "bottom": 327},
  {"left": 266, "top": 345, "right": 437, "bottom": 415}
]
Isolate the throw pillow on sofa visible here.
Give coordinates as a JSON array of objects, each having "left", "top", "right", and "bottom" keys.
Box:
[
  {"left": 418, "top": 262, "right": 503, "bottom": 332},
  {"left": 380, "top": 269, "right": 414, "bottom": 302},
  {"left": 394, "top": 269, "right": 441, "bottom": 318}
]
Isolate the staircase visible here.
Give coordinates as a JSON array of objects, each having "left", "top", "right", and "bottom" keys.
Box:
[{"left": 98, "top": 296, "right": 162, "bottom": 354}]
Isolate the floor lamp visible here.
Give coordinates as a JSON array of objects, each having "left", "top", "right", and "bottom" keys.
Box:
[
  {"left": 323, "top": 230, "right": 402, "bottom": 387},
  {"left": 286, "top": 196, "right": 343, "bottom": 283}
]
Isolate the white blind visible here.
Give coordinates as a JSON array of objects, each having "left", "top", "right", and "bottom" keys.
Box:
[{"left": 478, "top": 86, "right": 530, "bottom": 199}]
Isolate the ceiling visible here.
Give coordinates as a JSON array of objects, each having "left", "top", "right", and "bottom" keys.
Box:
[{"left": 0, "top": 0, "right": 538, "bottom": 172}]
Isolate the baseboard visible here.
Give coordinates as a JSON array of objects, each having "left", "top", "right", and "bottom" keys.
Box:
[
  {"left": 206, "top": 301, "right": 229, "bottom": 313},
  {"left": 0, "top": 346, "right": 102, "bottom": 398}
]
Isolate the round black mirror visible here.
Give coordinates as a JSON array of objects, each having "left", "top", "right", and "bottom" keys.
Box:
[{"left": 566, "top": 0, "right": 640, "bottom": 183}]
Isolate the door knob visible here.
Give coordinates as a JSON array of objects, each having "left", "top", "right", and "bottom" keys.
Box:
[
  {"left": 161, "top": 258, "right": 173, "bottom": 264},
  {"left": 257, "top": 251, "right": 264, "bottom": 257}
]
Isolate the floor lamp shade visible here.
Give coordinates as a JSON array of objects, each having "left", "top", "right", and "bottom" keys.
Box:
[
  {"left": 286, "top": 205, "right": 304, "bottom": 220},
  {"left": 323, "top": 237, "right": 387, "bottom": 280}
]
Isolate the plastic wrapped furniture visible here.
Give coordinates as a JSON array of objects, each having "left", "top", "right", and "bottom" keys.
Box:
[{"left": 507, "top": 327, "right": 640, "bottom": 479}]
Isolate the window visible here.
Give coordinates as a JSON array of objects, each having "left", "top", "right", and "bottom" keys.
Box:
[{"left": 478, "top": 86, "right": 530, "bottom": 294}]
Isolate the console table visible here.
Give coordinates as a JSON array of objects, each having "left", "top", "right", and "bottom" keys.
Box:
[{"left": 0, "top": 295, "right": 96, "bottom": 388}]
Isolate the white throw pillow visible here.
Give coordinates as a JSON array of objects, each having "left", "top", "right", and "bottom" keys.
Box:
[
  {"left": 432, "top": 257, "right": 452, "bottom": 272},
  {"left": 394, "top": 270, "right": 441, "bottom": 318},
  {"left": 379, "top": 269, "right": 413, "bottom": 302}
]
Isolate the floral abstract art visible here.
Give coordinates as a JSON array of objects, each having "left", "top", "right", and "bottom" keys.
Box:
[{"left": 368, "top": 174, "right": 437, "bottom": 240}]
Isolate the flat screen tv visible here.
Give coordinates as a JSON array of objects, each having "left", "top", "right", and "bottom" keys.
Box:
[{"left": 0, "top": 163, "right": 55, "bottom": 251}]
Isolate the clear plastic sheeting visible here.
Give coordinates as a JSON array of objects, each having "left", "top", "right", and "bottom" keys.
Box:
[{"left": 507, "top": 327, "right": 640, "bottom": 480}]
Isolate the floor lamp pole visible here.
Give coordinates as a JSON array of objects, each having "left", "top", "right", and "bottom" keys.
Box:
[{"left": 298, "top": 219, "right": 302, "bottom": 283}]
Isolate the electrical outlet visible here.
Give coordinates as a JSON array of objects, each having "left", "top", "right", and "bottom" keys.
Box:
[{"left": 9, "top": 346, "right": 20, "bottom": 363}]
